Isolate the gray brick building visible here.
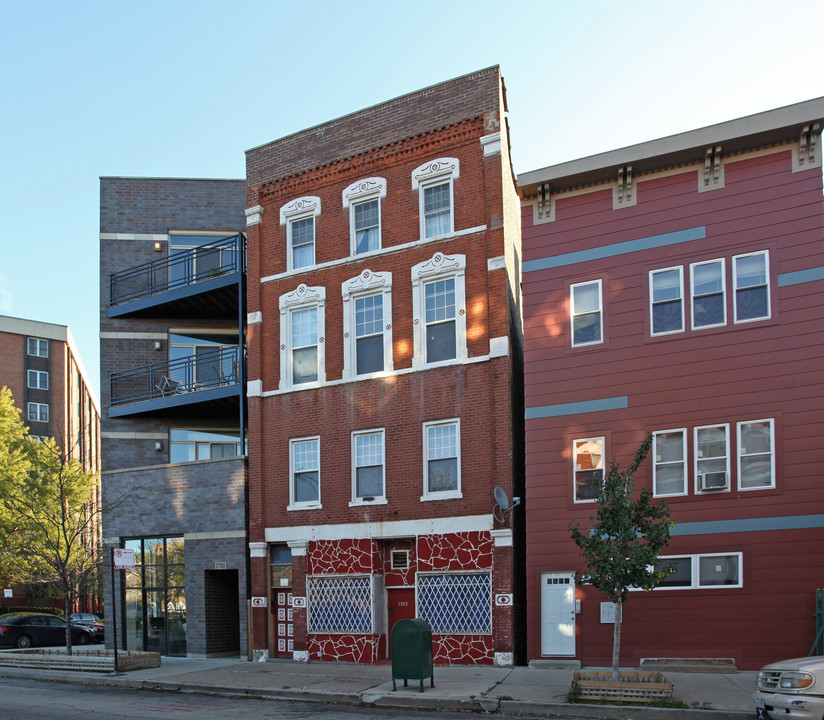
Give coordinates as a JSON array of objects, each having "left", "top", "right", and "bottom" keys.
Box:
[{"left": 99, "top": 177, "right": 249, "bottom": 657}]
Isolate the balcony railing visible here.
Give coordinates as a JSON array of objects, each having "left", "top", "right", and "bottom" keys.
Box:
[
  {"left": 109, "top": 234, "right": 244, "bottom": 307},
  {"left": 110, "top": 346, "right": 241, "bottom": 407}
]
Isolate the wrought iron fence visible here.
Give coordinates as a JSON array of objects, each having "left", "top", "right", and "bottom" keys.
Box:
[
  {"left": 110, "top": 346, "right": 241, "bottom": 406},
  {"left": 109, "top": 234, "right": 243, "bottom": 306}
]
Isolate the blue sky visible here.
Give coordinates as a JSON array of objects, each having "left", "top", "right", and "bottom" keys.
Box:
[{"left": 1, "top": 0, "right": 822, "bottom": 400}]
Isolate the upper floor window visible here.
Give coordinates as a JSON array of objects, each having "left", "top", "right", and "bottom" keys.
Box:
[
  {"left": 412, "top": 158, "right": 460, "bottom": 240},
  {"left": 341, "top": 270, "right": 393, "bottom": 379},
  {"left": 733, "top": 250, "right": 770, "bottom": 323},
  {"left": 27, "top": 370, "right": 48, "bottom": 390},
  {"left": 411, "top": 253, "right": 467, "bottom": 368},
  {"left": 352, "top": 429, "right": 385, "bottom": 504},
  {"left": 652, "top": 553, "right": 742, "bottom": 589},
  {"left": 652, "top": 429, "right": 687, "bottom": 497},
  {"left": 570, "top": 280, "right": 603, "bottom": 346},
  {"left": 290, "top": 436, "right": 320, "bottom": 509},
  {"left": 690, "top": 259, "right": 725, "bottom": 329},
  {"left": 737, "top": 419, "right": 774, "bottom": 490},
  {"left": 573, "top": 437, "right": 604, "bottom": 502},
  {"left": 279, "top": 284, "right": 326, "bottom": 390},
  {"left": 169, "top": 233, "right": 237, "bottom": 285},
  {"left": 423, "top": 419, "right": 461, "bottom": 500},
  {"left": 27, "top": 402, "right": 49, "bottom": 423},
  {"left": 169, "top": 429, "right": 244, "bottom": 463},
  {"left": 342, "top": 178, "right": 386, "bottom": 255},
  {"left": 694, "top": 424, "right": 729, "bottom": 492},
  {"left": 280, "top": 196, "right": 321, "bottom": 271},
  {"left": 27, "top": 337, "right": 48, "bottom": 357},
  {"left": 649, "top": 267, "right": 683, "bottom": 335}
]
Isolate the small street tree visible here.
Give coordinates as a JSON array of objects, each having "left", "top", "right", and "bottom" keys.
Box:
[
  {"left": 0, "top": 386, "right": 104, "bottom": 653},
  {"left": 569, "top": 434, "right": 675, "bottom": 679}
]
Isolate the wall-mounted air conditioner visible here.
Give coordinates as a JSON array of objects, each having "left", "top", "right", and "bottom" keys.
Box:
[{"left": 697, "top": 471, "right": 728, "bottom": 491}]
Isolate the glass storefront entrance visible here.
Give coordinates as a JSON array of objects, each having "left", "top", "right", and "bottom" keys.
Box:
[{"left": 122, "top": 537, "right": 186, "bottom": 656}]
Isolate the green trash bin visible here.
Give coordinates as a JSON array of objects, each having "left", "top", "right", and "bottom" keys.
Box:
[{"left": 391, "top": 618, "right": 434, "bottom": 692}]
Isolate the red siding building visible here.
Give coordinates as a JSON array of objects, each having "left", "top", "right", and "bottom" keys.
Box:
[
  {"left": 519, "top": 99, "right": 824, "bottom": 670},
  {"left": 244, "top": 68, "right": 523, "bottom": 665}
]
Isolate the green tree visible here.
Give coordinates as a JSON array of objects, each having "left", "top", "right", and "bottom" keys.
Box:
[
  {"left": 569, "top": 434, "right": 675, "bottom": 679},
  {"left": 0, "top": 386, "right": 101, "bottom": 653}
]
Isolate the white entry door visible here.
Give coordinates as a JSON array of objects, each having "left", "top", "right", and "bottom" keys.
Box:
[{"left": 540, "top": 571, "right": 575, "bottom": 656}]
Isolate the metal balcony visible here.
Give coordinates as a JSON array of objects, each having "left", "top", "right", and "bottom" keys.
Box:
[
  {"left": 108, "top": 234, "right": 244, "bottom": 318},
  {"left": 109, "top": 346, "right": 242, "bottom": 418}
]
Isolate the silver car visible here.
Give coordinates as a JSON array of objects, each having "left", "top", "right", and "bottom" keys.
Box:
[{"left": 755, "top": 656, "right": 824, "bottom": 719}]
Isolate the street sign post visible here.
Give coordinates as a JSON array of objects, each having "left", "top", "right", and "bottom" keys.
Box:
[{"left": 110, "top": 548, "right": 135, "bottom": 675}]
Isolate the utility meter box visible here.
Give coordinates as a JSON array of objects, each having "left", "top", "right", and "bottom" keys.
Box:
[{"left": 391, "top": 618, "right": 434, "bottom": 692}]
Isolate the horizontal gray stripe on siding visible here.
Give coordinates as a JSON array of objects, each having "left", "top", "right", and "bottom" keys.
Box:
[
  {"left": 526, "top": 396, "right": 629, "bottom": 419},
  {"left": 778, "top": 266, "right": 824, "bottom": 287},
  {"left": 673, "top": 514, "right": 824, "bottom": 536},
  {"left": 523, "top": 226, "right": 706, "bottom": 273}
]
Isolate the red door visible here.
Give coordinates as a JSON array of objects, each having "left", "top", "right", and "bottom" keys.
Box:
[{"left": 387, "top": 587, "right": 416, "bottom": 655}]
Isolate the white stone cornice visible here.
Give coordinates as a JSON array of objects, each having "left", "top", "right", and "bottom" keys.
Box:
[
  {"left": 491, "top": 529, "right": 513, "bottom": 546},
  {"left": 481, "top": 132, "right": 501, "bottom": 157},
  {"left": 245, "top": 205, "right": 264, "bottom": 226},
  {"left": 249, "top": 542, "right": 267, "bottom": 557}
]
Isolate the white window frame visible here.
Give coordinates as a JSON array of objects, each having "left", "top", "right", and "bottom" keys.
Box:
[
  {"left": 648, "top": 552, "right": 743, "bottom": 590},
  {"left": 694, "top": 423, "right": 730, "bottom": 494},
  {"left": 649, "top": 267, "right": 684, "bottom": 336},
  {"left": 27, "top": 337, "right": 48, "bottom": 357},
  {"left": 573, "top": 436, "right": 604, "bottom": 503},
  {"left": 411, "top": 253, "right": 467, "bottom": 368},
  {"left": 733, "top": 250, "right": 771, "bottom": 323},
  {"left": 690, "top": 258, "right": 726, "bottom": 329},
  {"left": 351, "top": 429, "right": 386, "bottom": 505},
  {"left": 279, "top": 284, "right": 326, "bottom": 391},
  {"left": 411, "top": 158, "right": 460, "bottom": 240},
  {"left": 27, "top": 402, "right": 49, "bottom": 423},
  {"left": 422, "top": 418, "right": 461, "bottom": 501},
  {"left": 27, "top": 369, "right": 49, "bottom": 390},
  {"left": 737, "top": 418, "right": 775, "bottom": 491},
  {"left": 341, "top": 270, "right": 393, "bottom": 380},
  {"left": 342, "top": 178, "right": 386, "bottom": 255},
  {"left": 289, "top": 436, "right": 321, "bottom": 510},
  {"left": 570, "top": 280, "right": 603, "bottom": 347},
  {"left": 280, "top": 196, "right": 321, "bottom": 272},
  {"left": 652, "top": 428, "right": 687, "bottom": 497}
]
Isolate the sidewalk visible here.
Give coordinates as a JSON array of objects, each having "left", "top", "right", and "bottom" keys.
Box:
[{"left": 0, "top": 651, "right": 757, "bottom": 720}]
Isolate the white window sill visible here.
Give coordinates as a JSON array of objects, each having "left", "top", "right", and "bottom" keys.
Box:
[
  {"left": 287, "top": 503, "right": 322, "bottom": 511},
  {"left": 349, "top": 498, "right": 388, "bottom": 507},
  {"left": 420, "top": 491, "right": 463, "bottom": 502}
]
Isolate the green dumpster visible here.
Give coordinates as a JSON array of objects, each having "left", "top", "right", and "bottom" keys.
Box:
[{"left": 391, "top": 618, "right": 434, "bottom": 692}]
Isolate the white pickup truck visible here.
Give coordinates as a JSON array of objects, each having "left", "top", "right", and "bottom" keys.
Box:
[{"left": 755, "top": 656, "right": 824, "bottom": 720}]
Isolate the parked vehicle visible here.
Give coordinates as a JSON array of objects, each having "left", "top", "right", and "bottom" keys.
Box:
[
  {"left": 0, "top": 613, "right": 96, "bottom": 648},
  {"left": 69, "top": 613, "right": 101, "bottom": 626},
  {"left": 755, "top": 655, "right": 824, "bottom": 719},
  {"left": 90, "top": 619, "right": 105, "bottom": 643}
]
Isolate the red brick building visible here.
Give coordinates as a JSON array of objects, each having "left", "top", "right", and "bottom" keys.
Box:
[
  {"left": 244, "top": 67, "right": 523, "bottom": 665},
  {"left": 519, "top": 99, "right": 824, "bottom": 670}
]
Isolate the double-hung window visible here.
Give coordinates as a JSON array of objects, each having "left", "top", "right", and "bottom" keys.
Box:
[
  {"left": 573, "top": 437, "right": 604, "bottom": 502},
  {"left": 352, "top": 429, "right": 385, "bottom": 503},
  {"left": 290, "top": 437, "right": 320, "bottom": 508},
  {"left": 27, "top": 370, "right": 48, "bottom": 390},
  {"left": 27, "top": 337, "right": 48, "bottom": 357},
  {"left": 690, "top": 259, "right": 725, "bottom": 329},
  {"left": 341, "top": 270, "right": 393, "bottom": 379},
  {"left": 411, "top": 253, "right": 467, "bottom": 368},
  {"left": 423, "top": 419, "right": 460, "bottom": 500},
  {"left": 694, "top": 424, "right": 729, "bottom": 492},
  {"left": 412, "top": 158, "right": 459, "bottom": 240},
  {"left": 280, "top": 196, "right": 321, "bottom": 271},
  {"left": 570, "top": 280, "right": 603, "bottom": 346},
  {"left": 737, "top": 419, "right": 774, "bottom": 490},
  {"left": 342, "top": 178, "right": 386, "bottom": 255},
  {"left": 649, "top": 267, "right": 684, "bottom": 335},
  {"left": 27, "top": 402, "right": 49, "bottom": 422},
  {"left": 733, "top": 250, "right": 770, "bottom": 322},
  {"left": 652, "top": 429, "right": 687, "bottom": 496},
  {"left": 279, "top": 284, "right": 326, "bottom": 390}
]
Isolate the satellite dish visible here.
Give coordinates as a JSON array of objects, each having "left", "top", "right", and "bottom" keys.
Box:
[{"left": 494, "top": 486, "right": 509, "bottom": 511}]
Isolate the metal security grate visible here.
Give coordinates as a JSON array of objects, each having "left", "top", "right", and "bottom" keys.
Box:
[
  {"left": 418, "top": 573, "right": 491, "bottom": 634},
  {"left": 307, "top": 576, "right": 372, "bottom": 633}
]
